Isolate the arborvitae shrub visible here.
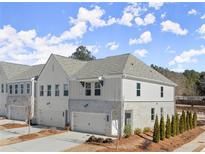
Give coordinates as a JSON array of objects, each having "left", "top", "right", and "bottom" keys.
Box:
[
  {"left": 160, "top": 116, "right": 165, "bottom": 140},
  {"left": 189, "top": 111, "right": 193, "bottom": 129},
  {"left": 153, "top": 115, "right": 160, "bottom": 143},
  {"left": 175, "top": 113, "right": 179, "bottom": 135},
  {"left": 179, "top": 115, "right": 184, "bottom": 134},
  {"left": 182, "top": 110, "right": 186, "bottom": 131},
  {"left": 186, "top": 111, "right": 190, "bottom": 131},
  {"left": 193, "top": 112, "right": 197, "bottom": 128},
  {"left": 171, "top": 115, "right": 176, "bottom": 137},
  {"left": 165, "top": 115, "right": 171, "bottom": 139}
]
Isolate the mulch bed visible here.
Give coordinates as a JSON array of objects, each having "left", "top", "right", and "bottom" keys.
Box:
[{"left": 0, "top": 123, "right": 28, "bottom": 130}]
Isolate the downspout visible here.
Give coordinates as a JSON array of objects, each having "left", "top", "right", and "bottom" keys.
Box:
[{"left": 30, "top": 77, "right": 35, "bottom": 119}]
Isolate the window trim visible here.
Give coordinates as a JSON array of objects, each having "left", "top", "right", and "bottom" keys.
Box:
[
  {"left": 26, "top": 83, "right": 30, "bottom": 94},
  {"left": 63, "top": 84, "right": 69, "bottom": 96},
  {"left": 15, "top": 84, "right": 18, "bottom": 94},
  {"left": 55, "top": 84, "right": 60, "bottom": 96},
  {"left": 40, "top": 85, "right": 44, "bottom": 96},
  {"left": 20, "top": 84, "right": 24, "bottom": 94},
  {"left": 85, "top": 82, "right": 91, "bottom": 96},
  {"left": 160, "top": 107, "right": 164, "bottom": 118},
  {"left": 151, "top": 108, "right": 155, "bottom": 121},
  {"left": 161, "top": 86, "right": 164, "bottom": 98},
  {"left": 47, "top": 85, "right": 51, "bottom": 96},
  {"left": 94, "top": 82, "right": 101, "bottom": 96},
  {"left": 136, "top": 83, "right": 141, "bottom": 96},
  {"left": 9, "top": 85, "right": 12, "bottom": 94}
]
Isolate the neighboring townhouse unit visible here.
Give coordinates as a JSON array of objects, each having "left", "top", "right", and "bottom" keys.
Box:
[
  {"left": 69, "top": 54, "right": 176, "bottom": 137},
  {"left": 7, "top": 64, "right": 44, "bottom": 122},
  {"left": 0, "top": 62, "right": 30, "bottom": 117},
  {"left": 36, "top": 54, "right": 86, "bottom": 128}
]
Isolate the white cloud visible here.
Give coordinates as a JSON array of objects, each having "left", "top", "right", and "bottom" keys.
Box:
[
  {"left": 201, "top": 14, "right": 205, "bottom": 19},
  {"left": 170, "top": 64, "right": 185, "bottom": 72},
  {"left": 118, "top": 12, "right": 134, "bottom": 27},
  {"left": 188, "top": 9, "right": 197, "bottom": 15},
  {"left": 106, "top": 42, "right": 119, "bottom": 50},
  {"left": 133, "top": 49, "right": 148, "bottom": 57},
  {"left": 165, "top": 46, "right": 176, "bottom": 54},
  {"left": 0, "top": 25, "right": 99, "bottom": 65},
  {"left": 197, "top": 24, "right": 205, "bottom": 39},
  {"left": 135, "top": 13, "right": 156, "bottom": 26},
  {"left": 129, "top": 31, "right": 152, "bottom": 45},
  {"left": 149, "top": 2, "right": 164, "bottom": 10},
  {"left": 161, "top": 20, "right": 188, "bottom": 36},
  {"left": 169, "top": 47, "right": 205, "bottom": 66},
  {"left": 161, "top": 12, "right": 166, "bottom": 19}
]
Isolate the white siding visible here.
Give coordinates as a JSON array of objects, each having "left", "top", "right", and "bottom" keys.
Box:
[
  {"left": 37, "top": 55, "right": 69, "bottom": 127},
  {"left": 70, "top": 77, "right": 122, "bottom": 101},
  {"left": 122, "top": 78, "right": 175, "bottom": 102}
]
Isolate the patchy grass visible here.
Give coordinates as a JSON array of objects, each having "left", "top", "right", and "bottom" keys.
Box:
[{"left": 0, "top": 129, "right": 65, "bottom": 147}]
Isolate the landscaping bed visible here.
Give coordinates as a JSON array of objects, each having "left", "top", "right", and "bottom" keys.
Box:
[
  {"left": 65, "top": 126, "right": 204, "bottom": 152},
  {"left": 0, "top": 123, "right": 28, "bottom": 130},
  {"left": 0, "top": 129, "right": 65, "bottom": 147}
]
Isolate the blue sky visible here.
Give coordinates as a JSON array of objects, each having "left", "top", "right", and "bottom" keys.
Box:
[{"left": 0, "top": 2, "right": 205, "bottom": 72}]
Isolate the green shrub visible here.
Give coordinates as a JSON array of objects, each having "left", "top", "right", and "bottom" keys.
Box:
[
  {"left": 165, "top": 115, "right": 171, "bottom": 139},
  {"left": 186, "top": 111, "right": 190, "bottom": 131},
  {"left": 171, "top": 115, "right": 176, "bottom": 137},
  {"left": 182, "top": 110, "right": 186, "bottom": 131},
  {"left": 193, "top": 112, "right": 197, "bottom": 128},
  {"left": 160, "top": 116, "right": 165, "bottom": 140},
  {"left": 189, "top": 111, "right": 193, "bottom": 129},
  {"left": 124, "top": 124, "right": 132, "bottom": 138},
  {"left": 175, "top": 113, "right": 180, "bottom": 135},
  {"left": 143, "top": 127, "right": 151, "bottom": 133},
  {"left": 153, "top": 115, "right": 160, "bottom": 143},
  {"left": 134, "top": 128, "right": 142, "bottom": 135},
  {"left": 179, "top": 115, "right": 184, "bottom": 134}
]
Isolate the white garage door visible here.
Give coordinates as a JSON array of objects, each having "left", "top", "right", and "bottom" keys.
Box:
[
  {"left": 72, "top": 112, "right": 106, "bottom": 135},
  {"left": 9, "top": 105, "right": 27, "bottom": 121},
  {"left": 38, "top": 110, "right": 66, "bottom": 128}
]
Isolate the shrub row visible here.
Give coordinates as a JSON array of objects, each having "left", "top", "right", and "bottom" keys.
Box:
[{"left": 153, "top": 111, "right": 197, "bottom": 143}]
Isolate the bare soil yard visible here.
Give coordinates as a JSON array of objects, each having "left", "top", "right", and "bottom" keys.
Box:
[
  {"left": 65, "top": 126, "right": 204, "bottom": 152},
  {"left": 0, "top": 129, "right": 65, "bottom": 147},
  {"left": 0, "top": 123, "right": 28, "bottom": 130}
]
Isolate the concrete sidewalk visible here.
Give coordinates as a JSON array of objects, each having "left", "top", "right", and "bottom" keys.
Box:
[
  {"left": 0, "top": 119, "right": 26, "bottom": 125},
  {"left": 0, "top": 131, "right": 110, "bottom": 152},
  {"left": 174, "top": 127, "right": 205, "bottom": 152}
]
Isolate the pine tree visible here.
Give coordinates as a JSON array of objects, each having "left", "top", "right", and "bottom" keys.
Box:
[
  {"left": 179, "top": 115, "right": 184, "bottom": 134},
  {"left": 160, "top": 116, "right": 165, "bottom": 140},
  {"left": 186, "top": 111, "right": 190, "bottom": 131},
  {"left": 182, "top": 111, "right": 186, "bottom": 131},
  {"left": 193, "top": 112, "right": 197, "bottom": 128},
  {"left": 175, "top": 113, "right": 179, "bottom": 135},
  {"left": 189, "top": 111, "right": 193, "bottom": 129},
  {"left": 153, "top": 115, "right": 160, "bottom": 143},
  {"left": 171, "top": 115, "right": 176, "bottom": 137},
  {"left": 165, "top": 115, "right": 171, "bottom": 139}
]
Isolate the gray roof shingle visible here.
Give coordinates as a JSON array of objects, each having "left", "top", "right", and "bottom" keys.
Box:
[
  {"left": 0, "top": 62, "right": 30, "bottom": 80},
  {"left": 10, "top": 64, "right": 45, "bottom": 81},
  {"left": 74, "top": 54, "right": 176, "bottom": 86}
]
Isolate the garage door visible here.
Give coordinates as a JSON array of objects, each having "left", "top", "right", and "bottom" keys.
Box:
[
  {"left": 9, "top": 105, "right": 27, "bottom": 121},
  {"left": 38, "top": 110, "right": 66, "bottom": 128},
  {"left": 72, "top": 112, "right": 106, "bottom": 135}
]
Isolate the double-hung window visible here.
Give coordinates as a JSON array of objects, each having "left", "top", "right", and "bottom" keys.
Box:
[
  {"left": 151, "top": 108, "right": 155, "bottom": 120},
  {"left": 160, "top": 107, "right": 164, "bottom": 118},
  {"left": 15, "top": 84, "right": 18, "bottom": 94},
  {"left": 40, "top": 85, "right": 44, "bottom": 96},
  {"left": 9, "top": 85, "right": 12, "bottom": 94},
  {"left": 55, "top": 84, "right": 60, "bottom": 96},
  {"left": 27, "top": 84, "right": 30, "bottom": 94},
  {"left": 161, "top": 86, "right": 164, "bottom": 97},
  {"left": 63, "top": 84, "right": 68, "bottom": 96},
  {"left": 47, "top": 85, "right": 51, "bottom": 96},
  {"left": 136, "top": 83, "right": 141, "bottom": 96},
  {"left": 20, "top": 84, "right": 24, "bottom": 94},
  {"left": 1, "top": 84, "right": 4, "bottom": 93},
  {"left": 95, "top": 82, "right": 101, "bottom": 96},
  {"left": 85, "top": 82, "right": 91, "bottom": 96}
]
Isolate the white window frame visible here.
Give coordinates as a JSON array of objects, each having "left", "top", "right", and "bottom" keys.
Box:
[
  {"left": 15, "top": 84, "right": 18, "bottom": 94},
  {"left": 20, "top": 84, "right": 24, "bottom": 94},
  {"left": 63, "top": 84, "right": 68, "bottom": 96},
  {"left": 27, "top": 83, "right": 30, "bottom": 94},
  {"left": 85, "top": 82, "right": 91, "bottom": 96},
  {"left": 136, "top": 83, "right": 141, "bottom": 96},
  {"left": 55, "top": 84, "right": 60, "bottom": 96},
  {"left": 9, "top": 85, "right": 12, "bottom": 94},
  {"left": 151, "top": 108, "right": 155, "bottom": 121},
  {"left": 40, "top": 85, "right": 44, "bottom": 96},
  {"left": 47, "top": 85, "right": 51, "bottom": 96},
  {"left": 161, "top": 86, "right": 164, "bottom": 98},
  {"left": 94, "top": 82, "right": 101, "bottom": 96},
  {"left": 1, "top": 84, "right": 4, "bottom": 93}
]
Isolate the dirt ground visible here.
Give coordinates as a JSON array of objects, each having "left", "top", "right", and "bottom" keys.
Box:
[
  {"left": 0, "top": 123, "right": 28, "bottom": 130},
  {"left": 65, "top": 126, "right": 205, "bottom": 152},
  {"left": 0, "top": 129, "right": 65, "bottom": 147}
]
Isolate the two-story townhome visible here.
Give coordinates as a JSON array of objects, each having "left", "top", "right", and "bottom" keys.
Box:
[
  {"left": 0, "top": 62, "right": 30, "bottom": 117},
  {"left": 69, "top": 54, "right": 177, "bottom": 137},
  {"left": 36, "top": 54, "right": 86, "bottom": 128},
  {"left": 6, "top": 64, "right": 44, "bottom": 122}
]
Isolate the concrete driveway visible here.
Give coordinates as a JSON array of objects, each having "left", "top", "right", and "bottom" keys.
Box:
[
  {"left": 0, "top": 131, "right": 109, "bottom": 152},
  {"left": 0, "top": 119, "right": 26, "bottom": 125},
  {"left": 0, "top": 126, "right": 45, "bottom": 140}
]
